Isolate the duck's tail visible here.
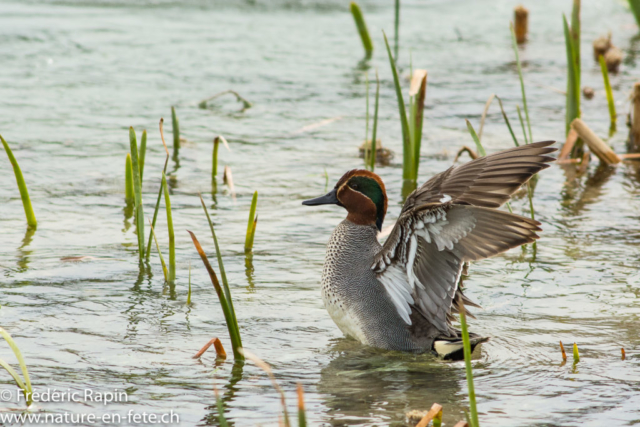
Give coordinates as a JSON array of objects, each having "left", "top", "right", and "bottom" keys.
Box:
[{"left": 433, "top": 333, "right": 489, "bottom": 360}]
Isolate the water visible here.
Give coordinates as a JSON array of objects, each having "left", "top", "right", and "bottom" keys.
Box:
[{"left": 1, "top": 0, "right": 640, "bottom": 425}]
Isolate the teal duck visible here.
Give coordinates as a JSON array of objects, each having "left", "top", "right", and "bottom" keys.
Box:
[{"left": 303, "top": 141, "right": 556, "bottom": 359}]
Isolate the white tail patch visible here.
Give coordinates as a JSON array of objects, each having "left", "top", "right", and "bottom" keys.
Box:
[{"left": 433, "top": 340, "right": 463, "bottom": 357}]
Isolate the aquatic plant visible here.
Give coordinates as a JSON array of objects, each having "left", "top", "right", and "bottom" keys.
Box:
[
  {"left": 465, "top": 120, "right": 486, "bottom": 157},
  {"left": 560, "top": 341, "right": 567, "bottom": 361},
  {"left": 563, "top": 1, "right": 581, "bottom": 139},
  {"left": 1, "top": 134, "right": 37, "bottom": 229},
  {"left": 242, "top": 349, "right": 291, "bottom": 426},
  {"left": 0, "top": 327, "right": 33, "bottom": 407},
  {"left": 394, "top": 0, "right": 400, "bottom": 60},
  {"left": 212, "top": 137, "right": 220, "bottom": 180},
  {"left": 129, "top": 127, "right": 146, "bottom": 261},
  {"left": 162, "top": 172, "right": 176, "bottom": 283},
  {"left": 629, "top": 0, "right": 640, "bottom": 29},
  {"left": 509, "top": 22, "right": 532, "bottom": 143},
  {"left": 598, "top": 55, "right": 616, "bottom": 129},
  {"left": 368, "top": 70, "right": 380, "bottom": 171},
  {"left": 148, "top": 220, "right": 169, "bottom": 282},
  {"left": 350, "top": 2, "right": 373, "bottom": 58},
  {"left": 383, "top": 32, "right": 426, "bottom": 196},
  {"left": 199, "top": 90, "right": 252, "bottom": 110},
  {"left": 458, "top": 300, "right": 480, "bottom": 427},
  {"left": 297, "top": 384, "right": 307, "bottom": 427},
  {"left": 139, "top": 129, "right": 147, "bottom": 183},
  {"left": 195, "top": 194, "right": 243, "bottom": 360},
  {"left": 171, "top": 106, "right": 180, "bottom": 159},
  {"left": 215, "top": 387, "right": 229, "bottom": 427},
  {"left": 244, "top": 191, "right": 258, "bottom": 253},
  {"left": 573, "top": 342, "right": 580, "bottom": 363},
  {"left": 145, "top": 119, "right": 171, "bottom": 261},
  {"left": 496, "top": 96, "right": 519, "bottom": 146},
  {"left": 125, "top": 153, "right": 135, "bottom": 204}
]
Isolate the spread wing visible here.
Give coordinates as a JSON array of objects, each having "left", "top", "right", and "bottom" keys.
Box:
[{"left": 374, "top": 141, "right": 556, "bottom": 335}]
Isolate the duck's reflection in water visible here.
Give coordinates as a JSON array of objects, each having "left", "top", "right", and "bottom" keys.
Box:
[{"left": 318, "top": 339, "right": 471, "bottom": 426}]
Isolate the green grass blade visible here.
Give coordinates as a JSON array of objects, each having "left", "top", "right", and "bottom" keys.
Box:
[
  {"left": 212, "top": 137, "right": 220, "bottom": 180},
  {"left": 350, "top": 2, "right": 373, "bottom": 58},
  {"left": 0, "top": 327, "right": 32, "bottom": 401},
  {"left": 125, "top": 153, "right": 135, "bottom": 204},
  {"left": 369, "top": 70, "right": 380, "bottom": 171},
  {"left": 187, "top": 263, "right": 192, "bottom": 305},
  {"left": 465, "top": 119, "right": 486, "bottom": 157},
  {"left": 1, "top": 135, "right": 37, "bottom": 229},
  {"left": 629, "top": 0, "right": 640, "bottom": 29},
  {"left": 171, "top": 106, "right": 180, "bottom": 159},
  {"left": 145, "top": 119, "right": 171, "bottom": 260},
  {"left": 571, "top": 0, "right": 581, "bottom": 87},
  {"left": 149, "top": 220, "right": 168, "bottom": 282},
  {"left": 573, "top": 342, "right": 580, "bottom": 363},
  {"left": 162, "top": 173, "right": 176, "bottom": 283},
  {"left": 516, "top": 105, "right": 529, "bottom": 145},
  {"left": 139, "top": 129, "right": 147, "bottom": 183},
  {"left": 411, "top": 71, "right": 427, "bottom": 174},
  {"left": 383, "top": 32, "right": 413, "bottom": 180},
  {"left": 496, "top": 96, "right": 519, "bottom": 147},
  {"left": 0, "top": 359, "right": 27, "bottom": 398},
  {"left": 458, "top": 302, "right": 480, "bottom": 427},
  {"left": 129, "top": 127, "right": 145, "bottom": 261},
  {"left": 297, "top": 384, "right": 307, "bottom": 427},
  {"left": 244, "top": 191, "right": 258, "bottom": 253},
  {"left": 510, "top": 22, "right": 533, "bottom": 144},
  {"left": 394, "top": 0, "right": 400, "bottom": 60},
  {"left": 599, "top": 55, "right": 617, "bottom": 126},
  {"left": 189, "top": 227, "right": 243, "bottom": 360},
  {"left": 563, "top": 14, "right": 580, "bottom": 136},
  {"left": 198, "top": 195, "right": 244, "bottom": 359}
]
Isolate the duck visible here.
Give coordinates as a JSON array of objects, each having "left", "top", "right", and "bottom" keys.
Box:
[{"left": 302, "top": 140, "right": 556, "bottom": 359}]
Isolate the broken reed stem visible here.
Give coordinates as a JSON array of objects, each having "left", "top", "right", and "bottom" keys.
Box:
[
  {"left": 571, "top": 118, "right": 620, "bottom": 164},
  {"left": 148, "top": 220, "right": 169, "bottom": 282},
  {"left": 369, "top": 70, "right": 380, "bottom": 171},
  {"left": 162, "top": 172, "right": 176, "bottom": 283},
  {"left": 244, "top": 191, "right": 258, "bottom": 253},
  {"left": 514, "top": 5, "right": 528, "bottom": 44},
  {"left": 192, "top": 337, "right": 227, "bottom": 359},
  {"left": 188, "top": 228, "right": 243, "bottom": 360},
  {"left": 125, "top": 153, "right": 135, "bottom": 204},
  {"left": 212, "top": 137, "right": 220, "bottom": 179},
  {"left": 0, "top": 327, "right": 33, "bottom": 406},
  {"left": 458, "top": 299, "right": 480, "bottom": 427},
  {"left": 145, "top": 119, "right": 171, "bottom": 261},
  {"left": 297, "top": 384, "right": 307, "bottom": 427},
  {"left": 496, "top": 96, "right": 519, "bottom": 146},
  {"left": 560, "top": 341, "right": 567, "bottom": 361},
  {"left": 573, "top": 342, "right": 580, "bottom": 363},
  {"left": 129, "top": 127, "right": 145, "bottom": 262},
  {"left": 416, "top": 403, "right": 444, "bottom": 427},
  {"left": 510, "top": 22, "right": 533, "bottom": 144},
  {"left": 350, "top": 2, "right": 373, "bottom": 58},
  {"left": 171, "top": 106, "right": 180, "bottom": 159},
  {"left": 139, "top": 129, "right": 147, "bottom": 183},
  {"left": 477, "top": 93, "right": 495, "bottom": 141},
  {"left": 198, "top": 90, "right": 252, "bottom": 110},
  {"left": 241, "top": 349, "right": 291, "bottom": 427},
  {"left": 598, "top": 55, "right": 616, "bottom": 126},
  {"left": 621, "top": 348, "right": 626, "bottom": 360},
  {"left": 1, "top": 135, "right": 37, "bottom": 229}
]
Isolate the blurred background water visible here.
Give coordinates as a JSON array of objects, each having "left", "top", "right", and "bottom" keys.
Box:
[{"left": 1, "top": 0, "right": 640, "bottom": 425}]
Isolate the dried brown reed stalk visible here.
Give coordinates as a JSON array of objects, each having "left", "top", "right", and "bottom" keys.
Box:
[
  {"left": 571, "top": 119, "right": 620, "bottom": 164},
  {"left": 514, "top": 5, "right": 528, "bottom": 43},
  {"left": 192, "top": 338, "right": 227, "bottom": 359}
]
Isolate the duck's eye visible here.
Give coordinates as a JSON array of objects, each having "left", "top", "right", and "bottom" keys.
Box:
[{"left": 350, "top": 183, "right": 358, "bottom": 190}]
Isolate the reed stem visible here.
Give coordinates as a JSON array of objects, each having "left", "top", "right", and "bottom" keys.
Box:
[
  {"left": 171, "top": 106, "right": 180, "bottom": 159},
  {"left": 598, "top": 55, "right": 616, "bottom": 127},
  {"left": 496, "top": 96, "right": 519, "bottom": 146},
  {"left": 365, "top": 71, "right": 370, "bottom": 144},
  {"left": 510, "top": 22, "right": 533, "bottom": 143},
  {"left": 629, "top": 0, "right": 640, "bottom": 29},
  {"left": 1, "top": 135, "right": 37, "bottom": 229},
  {"left": 0, "top": 327, "right": 33, "bottom": 406},
  {"left": 139, "top": 130, "right": 147, "bottom": 183},
  {"left": 516, "top": 105, "right": 529, "bottom": 145},
  {"left": 125, "top": 153, "right": 135, "bottom": 204},
  {"left": 465, "top": 120, "right": 486, "bottom": 156},
  {"left": 394, "top": 0, "right": 400, "bottom": 60},
  {"left": 129, "top": 127, "right": 145, "bottom": 261},
  {"left": 350, "top": 2, "right": 373, "bottom": 58},
  {"left": 244, "top": 191, "right": 258, "bottom": 253},
  {"left": 458, "top": 300, "right": 480, "bottom": 427},
  {"left": 149, "top": 220, "right": 169, "bottom": 282},
  {"left": 212, "top": 137, "right": 220, "bottom": 180},
  {"left": 297, "top": 384, "right": 307, "bottom": 427},
  {"left": 145, "top": 119, "right": 171, "bottom": 260},
  {"left": 162, "top": 172, "right": 176, "bottom": 283},
  {"left": 563, "top": 13, "right": 581, "bottom": 137}
]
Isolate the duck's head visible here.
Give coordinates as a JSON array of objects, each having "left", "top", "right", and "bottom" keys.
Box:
[{"left": 302, "top": 169, "right": 388, "bottom": 231}]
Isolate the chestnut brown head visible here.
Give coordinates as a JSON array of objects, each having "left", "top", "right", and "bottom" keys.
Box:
[{"left": 302, "top": 170, "right": 387, "bottom": 231}]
